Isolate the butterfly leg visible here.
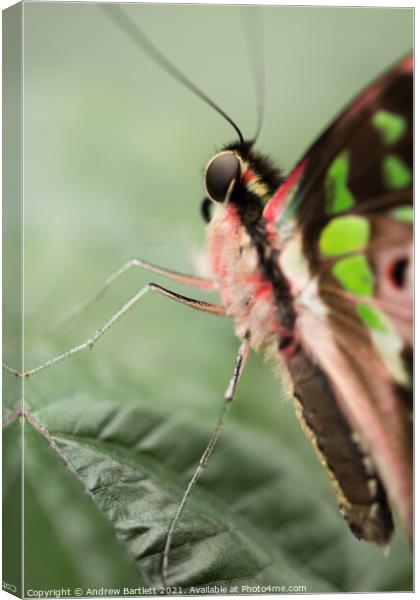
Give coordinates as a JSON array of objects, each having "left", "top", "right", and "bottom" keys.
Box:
[
  {"left": 3, "top": 283, "right": 225, "bottom": 379},
  {"left": 40, "top": 258, "right": 218, "bottom": 338},
  {"left": 162, "top": 339, "right": 250, "bottom": 587}
]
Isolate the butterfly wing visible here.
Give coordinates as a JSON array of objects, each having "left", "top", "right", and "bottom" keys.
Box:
[{"left": 265, "top": 55, "right": 413, "bottom": 543}]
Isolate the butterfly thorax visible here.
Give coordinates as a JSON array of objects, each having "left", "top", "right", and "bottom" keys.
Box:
[{"left": 204, "top": 144, "right": 297, "bottom": 357}]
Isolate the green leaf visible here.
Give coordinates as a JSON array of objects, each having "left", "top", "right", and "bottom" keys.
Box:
[
  {"left": 12, "top": 372, "right": 412, "bottom": 593},
  {"left": 23, "top": 421, "right": 141, "bottom": 591},
  {"left": 22, "top": 395, "right": 336, "bottom": 591}
]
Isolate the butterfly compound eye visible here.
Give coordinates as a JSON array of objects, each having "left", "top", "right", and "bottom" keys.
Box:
[{"left": 205, "top": 152, "right": 241, "bottom": 203}]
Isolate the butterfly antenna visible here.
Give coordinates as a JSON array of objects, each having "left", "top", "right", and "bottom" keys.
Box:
[
  {"left": 240, "top": 7, "right": 266, "bottom": 146},
  {"left": 100, "top": 4, "right": 245, "bottom": 147}
]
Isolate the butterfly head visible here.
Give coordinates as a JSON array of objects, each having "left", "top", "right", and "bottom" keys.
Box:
[{"left": 201, "top": 141, "right": 283, "bottom": 226}]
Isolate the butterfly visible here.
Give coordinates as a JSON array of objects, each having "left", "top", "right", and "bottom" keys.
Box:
[
  {"left": 5, "top": 6, "right": 412, "bottom": 588},
  {"left": 202, "top": 53, "right": 413, "bottom": 553}
]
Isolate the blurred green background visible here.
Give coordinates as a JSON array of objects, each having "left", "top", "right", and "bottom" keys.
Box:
[{"left": 7, "top": 1, "right": 414, "bottom": 593}]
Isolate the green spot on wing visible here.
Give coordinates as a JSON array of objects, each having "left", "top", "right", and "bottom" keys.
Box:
[
  {"left": 332, "top": 255, "right": 374, "bottom": 296},
  {"left": 319, "top": 215, "right": 370, "bottom": 257},
  {"left": 324, "top": 152, "right": 355, "bottom": 214},
  {"left": 383, "top": 154, "right": 412, "bottom": 189},
  {"left": 371, "top": 110, "right": 407, "bottom": 145},
  {"left": 357, "top": 303, "right": 391, "bottom": 332},
  {"left": 392, "top": 205, "right": 413, "bottom": 223}
]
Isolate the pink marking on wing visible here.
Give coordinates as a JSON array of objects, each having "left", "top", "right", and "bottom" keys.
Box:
[
  {"left": 345, "top": 84, "right": 382, "bottom": 119},
  {"left": 400, "top": 53, "right": 413, "bottom": 74},
  {"left": 263, "top": 159, "right": 306, "bottom": 225},
  {"left": 344, "top": 53, "right": 412, "bottom": 120}
]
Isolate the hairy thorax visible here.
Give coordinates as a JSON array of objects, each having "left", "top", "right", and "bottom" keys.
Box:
[{"left": 206, "top": 204, "right": 286, "bottom": 354}]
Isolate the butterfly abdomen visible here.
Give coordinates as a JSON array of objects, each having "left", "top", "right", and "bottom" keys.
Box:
[{"left": 288, "top": 350, "right": 394, "bottom": 545}]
